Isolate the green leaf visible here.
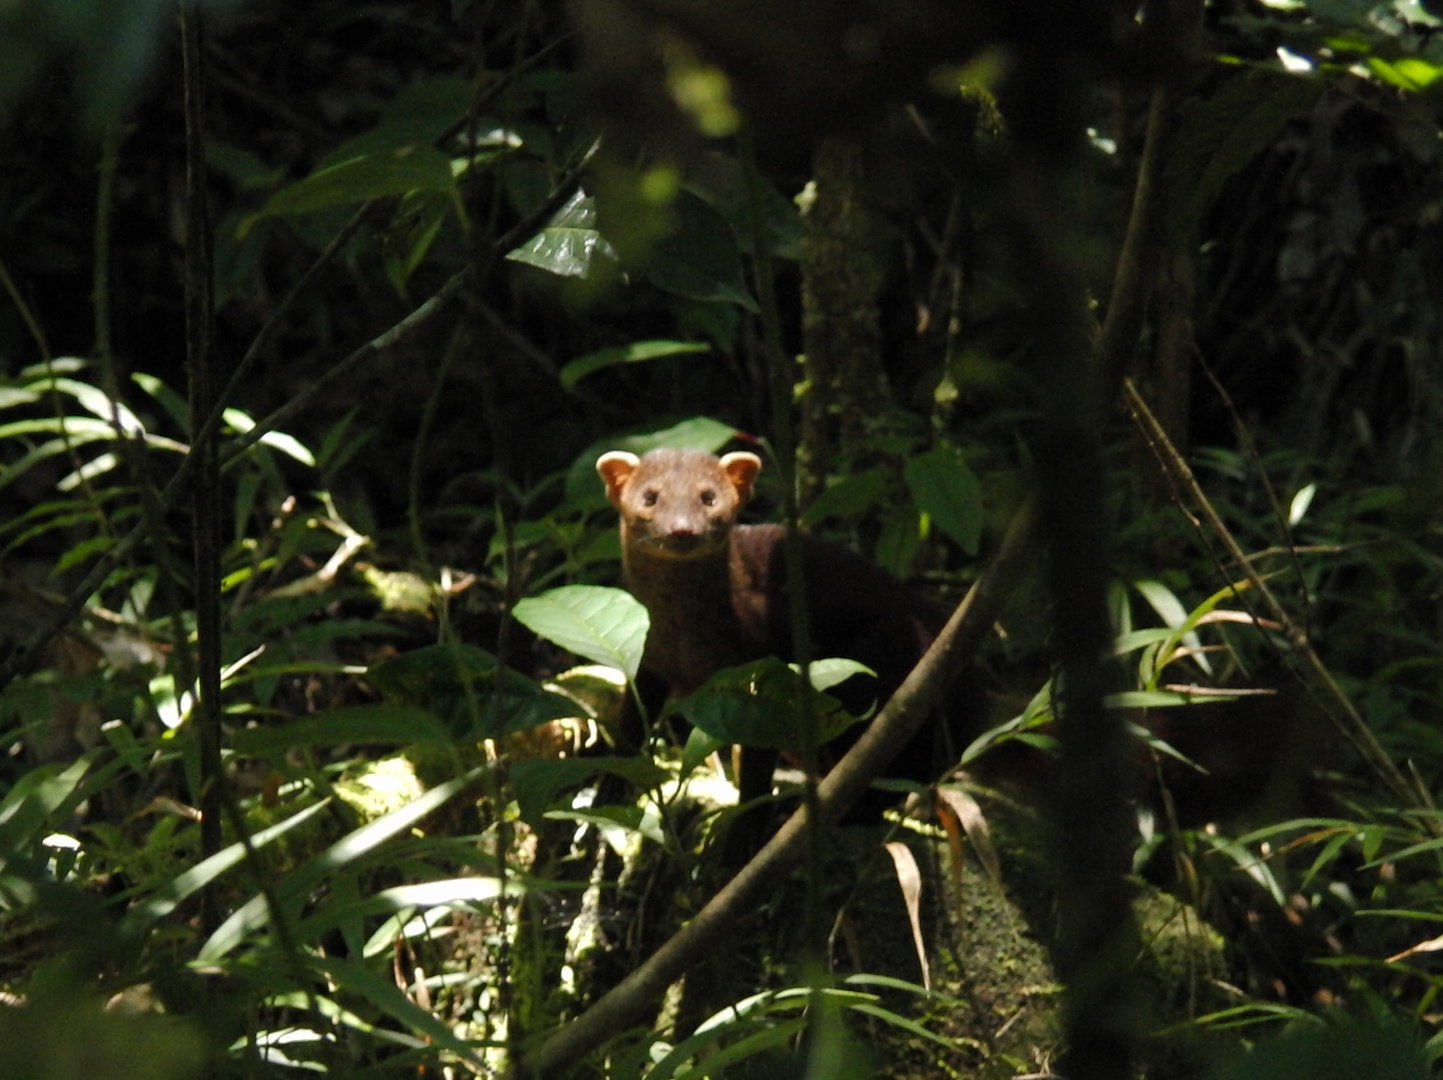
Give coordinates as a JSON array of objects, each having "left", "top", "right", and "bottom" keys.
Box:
[
  {"left": 28, "top": 376, "right": 143, "bottom": 433},
  {"left": 560, "top": 340, "right": 711, "bottom": 391},
  {"left": 678, "top": 658, "right": 858, "bottom": 751},
  {"left": 904, "top": 446, "right": 983, "bottom": 555},
  {"left": 366, "top": 643, "right": 578, "bottom": 739},
  {"left": 511, "top": 758, "right": 603, "bottom": 824},
  {"left": 874, "top": 506, "right": 922, "bottom": 578},
  {"left": 805, "top": 658, "right": 875, "bottom": 693},
  {"left": 1208, "top": 1017, "right": 1430, "bottom": 1080},
  {"left": 317, "top": 955, "right": 488, "bottom": 1068},
  {"left": 506, "top": 189, "right": 618, "bottom": 277},
  {"left": 231, "top": 705, "right": 454, "bottom": 757},
  {"left": 129, "top": 370, "right": 191, "bottom": 426},
  {"left": 200, "top": 770, "right": 483, "bottom": 960},
  {"left": 0, "top": 758, "right": 92, "bottom": 861},
  {"left": 118, "top": 800, "right": 331, "bottom": 941},
  {"left": 247, "top": 145, "right": 456, "bottom": 229},
  {"left": 1164, "top": 69, "right": 1323, "bottom": 240},
  {"left": 1107, "top": 689, "right": 1238, "bottom": 708},
  {"left": 802, "top": 467, "right": 891, "bottom": 526},
  {"left": 298, "top": 875, "right": 514, "bottom": 949},
  {"left": 512, "top": 585, "right": 649, "bottom": 681},
  {"left": 383, "top": 191, "right": 452, "bottom": 292},
  {"left": 223, "top": 408, "right": 316, "bottom": 465},
  {"left": 687, "top": 156, "right": 803, "bottom": 259},
  {"left": 647, "top": 189, "right": 758, "bottom": 310}
]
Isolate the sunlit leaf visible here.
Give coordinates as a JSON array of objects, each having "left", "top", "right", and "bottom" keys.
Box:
[
  {"left": 506, "top": 190, "right": 619, "bottom": 277},
  {"left": 512, "top": 585, "right": 648, "bottom": 681}
]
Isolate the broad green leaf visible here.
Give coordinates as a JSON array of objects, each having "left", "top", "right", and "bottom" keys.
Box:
[
  {"left": 512, "top": 585, "right": 648, "bottom": 681},
  {"left": 874, "top": 506, "right": 922, "bottom": 578},
  {"left": 248, "top": 145, "right": 456, "bottom": 228},
  {"left": 560, "top": 340, "right": 711, "bottom": 390},
  {"left": 1164, "top": 69, "right": 1323, "bottom": 240},
  {"left": 314, "top": 77, "right": 472, "bottom": 171},
  {"left": 506, "top": 189, "right": 618, "bottom": 277},
  {"left": 687, "top": 156, "right": 803, "bottom": 259},
  {"left": 681, "top": 726, "right": 727, "bottom": 778},
  {"left": 647, "top": 189, "right": 758, "bottom": 310},
  {"left": 904, "top": 446, "right": 983, "bottom": 555},
  {"left": 511, "top": 758, "right": 606, "bottom": 824},
  {"left": 678, "top": 658, "right": 857, "bottom": 751},
  {"left": 367, "top": 644, "right": 578, "bottom": 739},
  {"left": 630, "top": 416, "right": 741, "bottom": 453},
  {"left": 802, "top": 467, "right": 891, "bottom": 526},
  {"left": 1207, "top": 1016, "right": 1430, "bottom": 1080},
  {"left": 804, "top": 657, "right": 875, "bottom": 693}
]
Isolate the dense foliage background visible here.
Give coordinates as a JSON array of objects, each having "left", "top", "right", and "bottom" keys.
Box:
[{"left": 3, "top": 0, "right": 1443, "bottom": 1077}]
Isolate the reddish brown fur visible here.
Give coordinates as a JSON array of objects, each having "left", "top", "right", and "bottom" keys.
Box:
[{"left": 597, "top": 448, "right": 984, "bottom": 817}]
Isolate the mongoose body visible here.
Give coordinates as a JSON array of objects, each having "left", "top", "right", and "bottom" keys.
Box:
[{"left": 596, "top": 447, "right": 978, "bottom": 810}]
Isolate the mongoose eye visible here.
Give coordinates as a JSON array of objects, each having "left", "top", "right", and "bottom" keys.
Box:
[
  {"left": 700, "top": 489, "right": 716, "bottom": 506},
  {"left": 643, "top": 489, "right": 659, "bottom": 507}
]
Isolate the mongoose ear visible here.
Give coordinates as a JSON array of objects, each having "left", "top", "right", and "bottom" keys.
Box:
[
  {"left": 596, "top": 451, "right": 640, "bottom": 509},
  {"left": 719, "top": 452, "right": 763, "bottom": 505}
]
